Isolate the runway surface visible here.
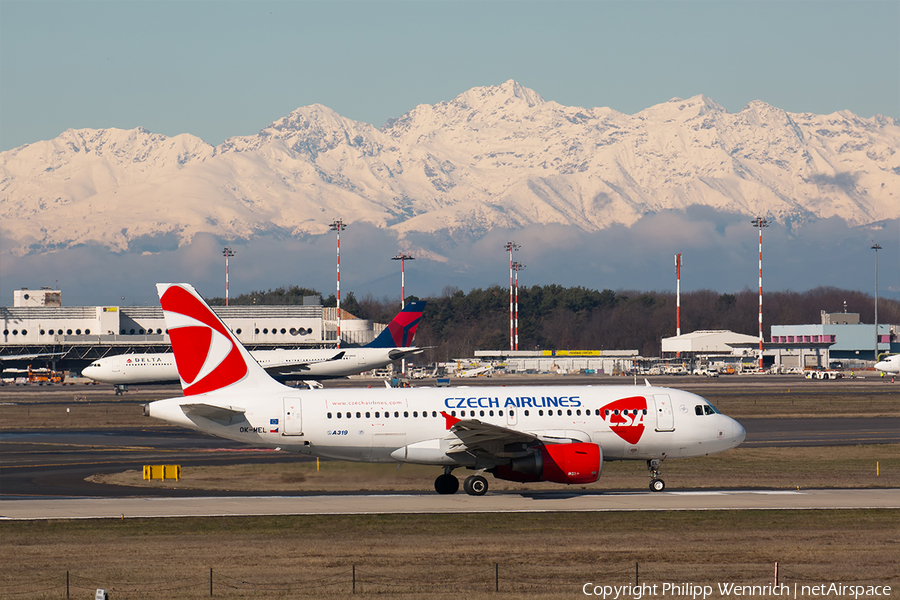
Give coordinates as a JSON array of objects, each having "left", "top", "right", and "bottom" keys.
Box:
[
  {"left": 2, "top": 417, "right": 897, "bottom": 499},
  {"left": 2, "top": 488, "right": 898, "bottom": 520},
  {"left": 2, "top": 378, "right": 898, "bottom": 519}
]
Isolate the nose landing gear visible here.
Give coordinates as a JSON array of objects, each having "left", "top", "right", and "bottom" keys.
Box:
[{"left": 648, "top": 457, "right": 666, "bottom": 492}]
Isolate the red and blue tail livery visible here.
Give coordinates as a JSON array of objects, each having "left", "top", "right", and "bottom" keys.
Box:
[{"left": 368, "top": 301, "right": 425, "bottom": 348}]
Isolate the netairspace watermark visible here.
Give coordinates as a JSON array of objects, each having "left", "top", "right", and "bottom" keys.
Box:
[{"left": 582, "top": 582, "right": 893, "bottom": 599}]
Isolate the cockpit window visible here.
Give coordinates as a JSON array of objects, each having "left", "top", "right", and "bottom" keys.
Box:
[
  {"left": 704, "top": 405, "right": 716, "bottom": 415},
  {"left": 696, "top": 404, "right": 720, "bottom": 416},
  {"left": 695, "top": 405, "right": 704, "bottom": 416}
]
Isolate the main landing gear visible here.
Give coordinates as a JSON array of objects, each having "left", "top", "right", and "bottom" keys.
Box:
[
  {"left": 648, "top": 457, "right": 666, "bottom": 492},
  {"left": 434, "top": 468, "right": 489, "bottom": 496}
]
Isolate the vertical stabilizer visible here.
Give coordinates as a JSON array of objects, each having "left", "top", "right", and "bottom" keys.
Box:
[
  {"left": 367, "top": 300, "right": 426, "bottom": 348},
  {"left": 156, "top": 283, "right": 285, "bottom": 396}
]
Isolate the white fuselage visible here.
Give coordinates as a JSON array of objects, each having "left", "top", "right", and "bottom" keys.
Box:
[
  {"left": 83, "top": 347, "right": 414, "bottom": 384},
  {"left": 874, "top": 355, "right": 899, "bottom": 375},
  {"left": 147, "top": 384, "right": 745, "bottom": 466}
]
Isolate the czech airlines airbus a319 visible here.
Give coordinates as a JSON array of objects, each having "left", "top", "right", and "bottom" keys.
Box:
[
  {"left": 145, "top": 284, "right": 746, "bottom": 495},
  {"left": 82, "top": 301, "right": 425, "bottom": 385}
]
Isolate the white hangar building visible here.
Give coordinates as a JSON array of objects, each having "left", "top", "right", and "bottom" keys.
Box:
[{"left": 661, "top": 330, "right": 760, "bottom": 355}]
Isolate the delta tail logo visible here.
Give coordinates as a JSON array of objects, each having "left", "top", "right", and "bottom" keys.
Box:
[
  {"left": 601, "top": 396, "right": 647, "bottom": 444},
  {"left": 159, "top": 285, "right": 248, "bottom": 395},
  {"left": 369, "top": 300, "right": 425, "bottom": 348}
]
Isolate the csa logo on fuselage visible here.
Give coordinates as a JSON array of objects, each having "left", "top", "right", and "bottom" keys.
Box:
[{"left": 600, "top": 396, "right": 647, "bottom": 445}]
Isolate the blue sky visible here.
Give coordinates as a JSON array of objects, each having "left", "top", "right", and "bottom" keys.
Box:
[{"left": 2, "top": 1, "right": 898, "bottom": 152}]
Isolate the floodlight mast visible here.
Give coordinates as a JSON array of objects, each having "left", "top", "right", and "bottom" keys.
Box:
[
  {"left": 675, "top": 253, "right": 682, "bottom": 335},
  {"left": 330, "top": 219, "right": 347, "bottom": 348},
  {"left": 513, "top": 262, "right": 525, "bottom": 351},
  {"left": 872, "top": 242, "right": 882, "bottom": 362},
  {"left": 751, "top": 217, "right": 769, "bottom": 371},
  {"left": 392, "top": 252, "right": 415, "bottom": 376},
  {"left": 222, "top": 247, "right": 235, "bottom": 306},
  {"left": 391, "top": 252, "right": 415, "bottom": 309},
  {"left": 504, "top": 241, "right": 520, "bottom": 351},
  {"left": 675, "top": 253, "right": 682, "bottom": 358}
]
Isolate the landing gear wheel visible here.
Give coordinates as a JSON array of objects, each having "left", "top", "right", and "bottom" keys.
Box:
[
  {"left": 463, "top": 475, "right": 489, "bottom": 496},
  {"left": 647, "top": 457, "right": 667, "bottom": 492},
  {"left": 434, "top": 473, "right": 459, "bottom": 495}
]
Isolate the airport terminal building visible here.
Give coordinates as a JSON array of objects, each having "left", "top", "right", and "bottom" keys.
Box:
[{"left": 1, "top": 287, "right": 382, "bottom": 372}]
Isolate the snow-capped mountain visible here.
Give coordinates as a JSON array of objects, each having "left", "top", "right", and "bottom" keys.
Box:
[{"left": 2, "top": 80, "right": 898, "bottom": 256}]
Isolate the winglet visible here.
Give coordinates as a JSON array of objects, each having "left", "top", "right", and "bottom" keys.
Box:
[{"left": 367, "top": 301, "right": 426, "bottom": 348}]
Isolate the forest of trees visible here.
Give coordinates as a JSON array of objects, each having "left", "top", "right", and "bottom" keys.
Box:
[{"left": 210, "top": 285, "right": 900, "bottom": 363}]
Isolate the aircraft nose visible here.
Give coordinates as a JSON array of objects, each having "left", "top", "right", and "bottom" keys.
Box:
[{"left": 732, "top": 419, "right": 746, "bottom": 446}]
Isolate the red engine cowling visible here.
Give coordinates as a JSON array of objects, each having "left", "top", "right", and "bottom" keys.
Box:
[{"left": 492, "top": 442, "right": 602, "bottom": 485}]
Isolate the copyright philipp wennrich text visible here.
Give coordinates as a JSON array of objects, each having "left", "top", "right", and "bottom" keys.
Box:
[{"left": 582, "top": 582, "right": 893, "bottom": 599}]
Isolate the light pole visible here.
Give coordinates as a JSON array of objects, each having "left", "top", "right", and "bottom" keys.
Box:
[
  {"left": 675, "top": 253, "right": 682, "bottom": 338},
  {"left": 391, "top": 252, "right": 415, "bottom": 309},
  {"left": 512, "top": 261, "right": 525, "bottom": 351},
  {"left": 872, "top": 242, "right": 882, "bottom": 362},
  {"left": 222, "top": 247, "right": 235, "bottom": 306},
  {"left": 392, "top": 252, "right": 415, "bottom": 376},
  {"left": 330, "top": 219, "right": 347, "bottom": 348},
  {"left": 504, "top": 241, "right": 520, "bottom": 351},
  {"left": 750, "top": 217, "right": 769, "bottom": 371}
]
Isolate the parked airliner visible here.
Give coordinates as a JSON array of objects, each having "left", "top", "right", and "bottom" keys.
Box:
[
  {"left": 82, "top": 301, "right": 425, "bottom": 385},
  {"left": 145, "top": 284, "right": 745, "bottom": 495},
  {"left": 874, "top": 354, "right": 899, "bottom": 375}
]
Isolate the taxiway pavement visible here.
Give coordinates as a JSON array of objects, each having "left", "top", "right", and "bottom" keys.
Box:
[{"left": 2, "top": 488, "right": 898, "bottom": 520}]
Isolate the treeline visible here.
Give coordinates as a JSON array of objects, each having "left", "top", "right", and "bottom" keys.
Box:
[{"left": 209, "top": 285, "right": 900, "bottom": 361}]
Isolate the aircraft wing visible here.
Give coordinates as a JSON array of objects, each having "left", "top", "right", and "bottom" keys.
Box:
[
  {"left": 443, "top": 414, "right": 542, "bottom": 459},
  {"left": 263, "top": 351, "right": 345, "bottom": 377},
  {"left": 0, "top": 351, "right": 67, "bottom": 362},
  {"left": 181, "top": 403, "right": 246, "bottom": 426}
]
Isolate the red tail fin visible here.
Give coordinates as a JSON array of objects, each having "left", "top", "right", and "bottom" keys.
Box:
[{"left": 156, "top": 284, "right": 280, "bottom": 396}]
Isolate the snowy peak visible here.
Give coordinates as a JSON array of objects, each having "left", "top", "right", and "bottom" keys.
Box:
[
  {"left": 2, "top": 126, "right": 213, "bottom": 177},
  {"left": 1, "top": 81, "right": 898, "bottom": 257},
  {"left": 452, "top": 79, "right": 546, "bottom": 111}
]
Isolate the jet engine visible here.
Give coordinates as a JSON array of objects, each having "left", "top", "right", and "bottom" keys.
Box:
[{"left": 492, "top": 442, "right": 602, "bottom": 484}]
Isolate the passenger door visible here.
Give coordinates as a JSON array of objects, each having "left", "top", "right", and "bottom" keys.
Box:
[{"left": 653, "top": 394, "right": 675, "bottom": 431}]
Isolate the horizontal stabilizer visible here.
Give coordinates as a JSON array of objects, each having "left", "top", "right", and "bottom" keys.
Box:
[
  {"left": 388, "top": 347, "right": 426, "bottom": 361},
  {"left": 181, "top": 403, "right": 246, "bottom": 426}
]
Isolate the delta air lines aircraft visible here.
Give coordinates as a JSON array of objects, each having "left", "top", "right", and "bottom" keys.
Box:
[
  {"left": 83, "top": 301, "right": 425, "bottom": 385},
  {"left": 145, "top": 284, "right": 746, "bottom": 495}
]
